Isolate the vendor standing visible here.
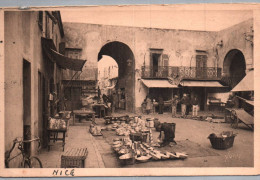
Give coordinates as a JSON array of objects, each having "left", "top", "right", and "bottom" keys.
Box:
[
  {"left": 158, "top": 95, "right": 164, "bottom": 114},
  {"left": 180, "top": 93, "right": 189, "bottom": 118},
  {"left": 171, "top": 95, "right": 179, "bottom": 118},
  {"left": 102, "top": 94, "right": 109, "bottom": 104},
  {"left": 191, "top": 95, "right": 199, "bottom": 117},
  {"left": 146, "top": 96, "right": 152, "bottom": 114}
]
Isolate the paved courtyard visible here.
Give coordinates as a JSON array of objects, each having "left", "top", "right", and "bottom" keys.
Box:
[{"left": 37, "top": 111, "right": 254, "bottom": 168}]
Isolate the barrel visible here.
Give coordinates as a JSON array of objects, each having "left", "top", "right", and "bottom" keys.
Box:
[{"left": 146, "top": 118, "right": 154, "bottom": 128}]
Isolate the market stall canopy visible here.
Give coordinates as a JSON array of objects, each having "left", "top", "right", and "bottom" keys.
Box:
[
  {"left": 231, "top": 70, "right": 254, "bottom": 92},
  {"left": 41, "top": 37, "right": 86, "bottom": 71},
  {"left": 141, "top": 79, "right": 178, "bottom": 88},
  {"left": 180, "top": 80, "right": 224, "bottom": 87}
]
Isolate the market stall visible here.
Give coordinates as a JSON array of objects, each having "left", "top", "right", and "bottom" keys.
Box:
[
  {"left": 47, "top": 116, "right": 70, "bottom": 151},
  {"left": 227, "top": 70, "right": 254, "bottom": 130}
]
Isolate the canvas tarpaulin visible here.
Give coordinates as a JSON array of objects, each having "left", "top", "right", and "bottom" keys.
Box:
[
  {"left": 180, "top": 80, "right": 224, "bottom": 87},
  {"left": 231, "top": 70, "right": 254, "bottom": 92},
  {"left": 141, "top": 79, "right": 178, "bottom": 88},
  {"left": 41, "top": 37, "right": 86, "bottom": 71}
]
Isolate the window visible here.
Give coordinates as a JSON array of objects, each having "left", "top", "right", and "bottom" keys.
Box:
[
  {"left": 38, "top": 11, "right": 43, "bottom": 31},
  {"left": 45, "top": 16, "right": 49, "bottom": 38},
  {"left": 196, "top": 52, "right": 208, "bottom": 78},
  {"left": 150, "top": 49, "right": 163, "bottom": 77},
  {"left": 65, "top": 48, "right": 82, "bottom": 59}
]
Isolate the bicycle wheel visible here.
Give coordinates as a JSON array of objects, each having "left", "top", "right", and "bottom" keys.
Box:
[{"left": 24, "top": 156, "right": 43, "bottom": 168}]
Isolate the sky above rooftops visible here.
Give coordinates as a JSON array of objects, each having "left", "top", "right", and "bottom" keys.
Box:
[{"left": 60, "top": 4, "right": 253, "bottom": 31}]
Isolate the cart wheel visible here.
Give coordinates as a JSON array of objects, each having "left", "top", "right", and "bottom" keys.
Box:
[
  {"left": 230, "top": 110, "right": 238, "bottom": 129},
  {"left": 230, "top": 110, "right": 236, "bottom": 120},
  {"left": 231, "top": 118, "right": 239, "bottom": 129}
]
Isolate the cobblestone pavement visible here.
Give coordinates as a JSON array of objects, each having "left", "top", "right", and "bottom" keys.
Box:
[{"left": 37, "top": 111, "right": 254, "bottom": 168}]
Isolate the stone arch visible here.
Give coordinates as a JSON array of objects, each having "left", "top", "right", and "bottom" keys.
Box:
[
  {"left": 98, "top": 41, "right": 135, "bottom": 112},
  {"left": 223, "top": 49, "right": 246, "bottom": 88}
]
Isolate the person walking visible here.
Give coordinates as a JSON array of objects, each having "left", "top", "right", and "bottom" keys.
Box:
[
  {"left": 191, "top": 95, "right": 199, "bottom": 117},
  {"left": 146, "top": 96, "right": 152, "bottom": 114},
  {"left": 158, "top": 95, "right": 164, "bottom": 114},
  {"left": 180, "top": 93, "right": 188, "bottom": 118},
  {"left": 171, "top": 95, "right": 179, "bottom": 117},
  {"left": 111, "top": 92, "right": 116, "bottom": 113}
]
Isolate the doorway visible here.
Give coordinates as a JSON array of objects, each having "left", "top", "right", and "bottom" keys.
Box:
[
  {"left": 38, "top": 72, "right": 47, "bottom": 147},
  {"left": 98, "top": 41, "right": 135, "bottom": 112},
  {"left": 23, "top": 59, "right": 31, "bottom": 154},
  {"left": 223, "top": 49, "right": 246, "bottom": 88}
]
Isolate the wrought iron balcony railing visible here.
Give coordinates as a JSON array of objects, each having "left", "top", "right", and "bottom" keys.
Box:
[{"left": 141, "top": 66, "right": 222, "bottom": 80}]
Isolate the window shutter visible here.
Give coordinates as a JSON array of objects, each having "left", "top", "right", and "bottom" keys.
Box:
[{"left": 162, "top": 54, "right": 169, "bottom": 66}]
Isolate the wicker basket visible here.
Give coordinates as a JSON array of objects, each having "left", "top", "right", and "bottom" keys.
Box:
[
  {"left": 61, "top": 148, "right": 88, "bottom": 168},
  {"left": 208, "top": 135, "right": 236, "bottom": 150}
]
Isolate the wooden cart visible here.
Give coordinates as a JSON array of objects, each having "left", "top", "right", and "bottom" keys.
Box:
[{"left": 230, "top": 108, "right": 254, "bottom": 130}]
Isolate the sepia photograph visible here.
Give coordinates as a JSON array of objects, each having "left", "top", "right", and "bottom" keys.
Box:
[{"left": 0, "top": 2, "right": 259, "bottom": 177}]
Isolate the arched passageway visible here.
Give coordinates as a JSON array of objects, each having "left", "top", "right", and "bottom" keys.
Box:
[
  {"left": 222, "top": 49, "right": 246, "bottom": 88},
  {"left": 98, "top": 41, "right": 135, "bottom": 112}
]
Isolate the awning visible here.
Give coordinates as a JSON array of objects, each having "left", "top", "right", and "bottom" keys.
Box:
[
  {"left": 232, "top": 70, "right": 254, "bottom": 92},
  {"left": 180, "top": 80, "right": 224, "bottom": 87},
  {"left": 141, "top": 79, "right": 178, "bottom": 88},
  {"left": 41, "top": 37, "right": 86, "bottom": 71}
]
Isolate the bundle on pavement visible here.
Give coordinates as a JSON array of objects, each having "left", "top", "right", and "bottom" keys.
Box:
[{"left": 89, "top": 123, "right": 103, "bottom": 136}]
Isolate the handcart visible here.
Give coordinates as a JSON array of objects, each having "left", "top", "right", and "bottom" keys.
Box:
[{"left": 230, "top": 108, "right": 254, "bottom": 130}]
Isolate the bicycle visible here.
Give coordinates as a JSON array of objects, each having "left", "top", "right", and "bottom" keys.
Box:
[{"left": 5, "top": 136, "right": 43, "bottom": 168}]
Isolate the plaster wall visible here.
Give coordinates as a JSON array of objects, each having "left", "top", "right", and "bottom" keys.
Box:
[
  {"left": 216, "top": 19, "right": 254, "bottom": 73},
  {"left": 4, "top": 11, "right": 64, "bottom": 167},
  {"left": 64, "top": 23, "right": 217, "bottom": 111},
  {"left": 63, "top": 19, "right": 253, "bottom": 111}
]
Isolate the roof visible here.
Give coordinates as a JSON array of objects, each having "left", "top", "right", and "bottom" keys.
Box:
[
  {"left": 232, "top": 70, "right": 254, "bottom": 92},
  {"left": 141, "top": 79, "right": 178, "bottom": 88},
  {"left": 180, "top": 80, "right": 224, "bottom": 87}
]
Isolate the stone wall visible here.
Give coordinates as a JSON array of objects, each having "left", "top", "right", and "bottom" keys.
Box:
[{"left": 63, "top": 19, "right": 253, "bottom": 112}]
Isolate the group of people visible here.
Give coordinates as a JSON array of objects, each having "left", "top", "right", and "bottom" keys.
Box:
[
  {"left": 142, "top": 95, "right": 168, "bottom": 115},
  {"left": 143, "top": 93, "right": 200, "bottom": 118},
  {"left": 171, "top": 93, "right": 199, "bottom": 118}
]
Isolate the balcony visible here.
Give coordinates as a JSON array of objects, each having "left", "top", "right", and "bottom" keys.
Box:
[{"left": 141, "top": 66, "right": 222, "bottom": 80}]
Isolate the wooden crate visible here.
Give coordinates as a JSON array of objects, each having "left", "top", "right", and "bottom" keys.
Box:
[{"left": 61, "top": 148, "right": 88, "bottom": 168}]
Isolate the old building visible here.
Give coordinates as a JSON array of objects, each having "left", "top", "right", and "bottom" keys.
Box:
[
  {"left": 62, "top": 47, "right": 97, "bottom": 111},
  {"left": 4, "top": 11, "right": 86, "bottom": 167},
  {"left": 63, "top": 18, "right": 253, "bottom": 113}
]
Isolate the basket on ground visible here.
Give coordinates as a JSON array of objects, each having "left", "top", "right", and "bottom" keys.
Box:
[{"left": 208, "top": 133, "right": 236, "bottom": 150}]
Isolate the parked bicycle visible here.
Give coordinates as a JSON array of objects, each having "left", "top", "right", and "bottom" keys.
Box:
[{"left": 5, "top": 136, "right": 43, "bottom": 168}]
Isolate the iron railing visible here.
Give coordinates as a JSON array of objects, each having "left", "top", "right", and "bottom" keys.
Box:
[{"left": 141, "top": 66, "right": 222, "bottom": 80}]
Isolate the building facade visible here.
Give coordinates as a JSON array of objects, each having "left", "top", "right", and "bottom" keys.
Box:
[
  {"left": 63, "top": 19, "right": 253, "bottom": 113},
  {"left": 4, "top": 11, "right": 86, "bottom": 167}
]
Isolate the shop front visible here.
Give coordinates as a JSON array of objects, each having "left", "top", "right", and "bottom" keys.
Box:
[
  {"left": 180, "top": 80, "right": 228, "bottom": 112},
  {"left": 141, "top": 79, "right": 179, "bottom": 112}
]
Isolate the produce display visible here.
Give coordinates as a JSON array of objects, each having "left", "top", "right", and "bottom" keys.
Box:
[
  {"left": 112, "top": 137, "right": 188, "bottom": 164},
  {"left": 48, "top": 117, "right": 67, "bottom": 130},
  {"left": 104, "top": 116, "right": 188, "bottom": 164}
]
